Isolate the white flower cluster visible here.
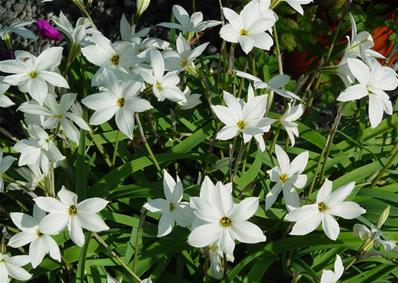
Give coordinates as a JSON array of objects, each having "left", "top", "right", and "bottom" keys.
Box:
[{"left": 0, "top": 0, "right": 397, "bottom": 282}]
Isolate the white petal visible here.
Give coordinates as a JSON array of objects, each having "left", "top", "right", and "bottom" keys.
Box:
[
  {"left": 219, "top": 24, "right": 240, "bottom": 43},
  {"left": 251, "top": 33, "right": 273, "bottom": 50},
  {"left": 191, "top": 197, "right": 222, "bottom": 222},
  {"left": 216, "top": 125, "right": 238, "bottom": 140},
  {"left": 188, "top": 223, "right": 220, "bottom": 248},
  {"left": 81, "top": 45, "right": 110, "bottom": 66},
  {"left": 326, "top": 181, "right": 355, "bottom": 205},
  {"left": 211, "top": 105, "right": 236, "bottom": 125},
  {"left": 368, "top": 94, "right": 384, "bottom": 128},
  {"left": 27, "top": 78, "right": 48, "bottom": 105},
  {"left": 337, "top": 84, "right": 368, "bottom": 102},
  {"left": 89, "top": 106, "right": 118, "bottom": 125},
  {"left": 282, "top": 187, "right": 301, "bottom": 211},
  {"left": 320, "top": 270, "right": 335, "bottom": 283},
  {"left": 347, "top": 58, "right": 370, "bottom": 84},
  {"left": 5, "top": 262, "right": 32, "bottom": 281},
  {"left": 230, "top": 221, "right": 266, "bottom": 243},
  {"left": 334, "top": 255, "right": 344, "bottom": 279},
  {"left": 322, "top": 213, "right": 340, "bottom": 240},
  {"left": 10, "top": 212, "right": 36, "bottom": 230},
  {"left": 275, "top": 144, "right": 290, "bottom": 172},
  {"left": 173, "top": 204, "right": 194, "bottom": 227},
  {"left": 143, "top": 198, "right": 169, "bottom": 212},
  {"left": 8, "top": 231, "right": 36, "bottom": 247},
  {"left": 150, "top": 49, "right": 164, "bottom": 79},
  {"left": 239, "top": 36, "right": 254, "bottom": 54},
  {"left": 69, "top": 216, "right": 85, "bottom": 247},
  {"left": 214, "top": 183, "right": 233, "bottom": 215},
  {"left": 0, "top": 60, "right": 26, "bottom": 73},
  {"left": 316, "top": 179, "right": 333, "bottom": 203},
  {"left": 35, "top": 47, "right": 63, "bottom": 71},
  {"left": 34, "top": 197, "right": 68, "bottom": 213},
  {"left": 285, "top": 204, "right": 318, "bottom": 222},
  {"left": 44, "top": 235, "right": 61, "bottom": 262},
  {"left": 57, "top": 186, "right": 78, "bottom": 205},
  {"left": 289, "top": 215, "right": 321, "bottom": 236},
  {"left": 229, "top": 197, "right": 259, "bottom": 221},
  {"left": 157, "top": 212, "right": 175, "bottom": 237},
  {"left": 39, "top": 71, "right": 69, "bottom": 88},
  {"left": 115, "top": 108, "right": 134, "bottom": 139},
  {"left": 39, "top": 213, "right": 68, "bottom": 235},
  {"left": 265, "top": 184, "right": 282, "bottom": 210},
  {"left": 328, "top": 202, "right": 365, "bottom": 219},
  {"left": 293, "top": 174, "right": 307, "bottom": 189},
  {"left": 290, "top": 151, "right": 309, "bottom": 174},
  {"left": 81, "top": 92, "right": 115, "bottom": 110},
  {"left": 29, "top": 237, "right": 47, "bottom": 268},
  {"left": 219, "top": 228, "right": 235, "bottom": 254},
  {"left": 78, "top": 213, "right": 109, "bottom": 232},
  {"left": 77, "top": 198, "right": 108, "bottom": 213}
]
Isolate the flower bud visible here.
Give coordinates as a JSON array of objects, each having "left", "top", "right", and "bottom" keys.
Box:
[{"left": 136, "top": 0, "right": 151, "bottom": 17}]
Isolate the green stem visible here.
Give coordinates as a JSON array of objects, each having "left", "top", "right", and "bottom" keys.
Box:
[
  {"left": 273, "top": 25, "right": 284, "bottom": 75},
  {"left": 112, "top": 130, "right": 120, "bottom": 166},
  {"left": 93, "top": 232, "right": 141, "bottom": 282},
  {"left": 135, "top": 113, "right": 162, "bottom": 174},
  {"left": 88, "top": 130, "right": 113, "bottom": 168},
  {"left": 132, "top": 209, "right": 147, "bottom": 272}
]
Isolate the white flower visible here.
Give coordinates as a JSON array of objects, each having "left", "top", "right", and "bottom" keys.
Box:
[
  {"left": 353, "top": 224, "right": 396, "bottom": 252},
  {"left": 0, "top": 20, "right": 37, "bottom": 40},
  {"left": 8, "top": 205, "right": 61, "bottom": 268},
  {"left": 279, "top": 103, "right": 304, "bottom": 146},
  {"left": 0, "top": 253, "right": 31, "bottom": 282},
  {"left": 320, "top": 255, "right": 344, "bottom": 283},
  {"left": 188, "top": 179, "right": 266, "bottom": 255},
  {"left": 266, "top": 144, "right": 308, "bottom": 210},
  {"left": 8, "top": 165, "right": 46, "bottom": 192},
  {"left": 52, "top": 12, "right": 88, "bottom": 44},
  {"left": 34, "top": 186, "right": 109, "bottom": 247},
  {"left": 18, "top": 93, "right": 90, "bottom": 144},
  {"left": 235, "top": 71, "right": 301, "bottom": 100},
  {"left": 14, "top": 125, "right": 65, "bottom": 174},
  {"left": 143, "top": 170, "right": 193, "bottom": 237},
  {"left": 164, "top": 33, "right": 208, "bottom": 72},
  {"left": 285, "top": 179, "right": 366, "bottom": 240},
  {"left": 81, "top": 34, "right": 134, "bottom": 75},
  {"left": 141, "top": 50, "right": 186, "bottom": 102},
  {"left": 82, "top": 69, "right": 152, "bottom": 139},
  {"left": 120, "top": 14, "right": 151, "bottom": 42},
  {"left": 0, "top": 47, "right": 69, "bottom": 105},
  {"left": 177, "top": 87, "right": 202, "bottom": 110},
  {"left": 337, "top": 58, "right": 398, "bottom": 128},
  {"left": 0, "top": 150, "right": 16, "bottom": 192},
  {"left": 0, "top": 78, "right": 14, "bottom": 108},
  {"left": 219, "top": 0, "right": 276, "bottom": 54},
  {"left": 158, "top": 5, "right": 221, "bottom": 33},
  {"left": 283, "top": 0, "right": 313, "bottom": 15},
  {"left": 211, "top": 88, "right": 274, "bottom": 146}
]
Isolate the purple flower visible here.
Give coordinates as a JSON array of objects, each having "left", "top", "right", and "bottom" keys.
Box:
[{"left": 36, "top": 19, "right": 64, "bottom": 41}]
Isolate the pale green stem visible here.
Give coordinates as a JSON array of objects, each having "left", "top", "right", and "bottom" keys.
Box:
[
  {"left": 371, "top": 141, "right": 398, "bottom": 187},
  {"left": 111, "top": 130, "right": 120, "bottom": 166}
]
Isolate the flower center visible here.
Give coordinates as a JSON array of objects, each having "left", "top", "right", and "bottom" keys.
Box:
[
  {"left": 220, "top": 216, "right": 232, "bottom": 227},
  {"left": 116, "top": 98, "right": 125, "bottom": 107},
  {"left": 208, "top": 243, "right": 218, "bottom": 253},
  {"left": 155, "top": 81, "right": 162, "bottom": 91},
  {"left": 111, "top": 54, "right": 120, "bottom": 65},
  {"left": 37, "top": 230, "right": 43, "bottom": 237},
  {"left": 236, "top": 120, "right": 246, "bottom": 130},
  {"left": 279, "top": 174, "right": 288, "bottom": 183},
  {"left": 29, "top": 71, "right": 38, "bottom": 78},
  {"left": 240, "top": 29, "right": 249, "bottom": 36},
  {"left": 169, "top": 203, "right": 175, "bottom": 211},
  {"left": 53, "top": 114, "right": 64, "bottom": 119},
  {"left": 318, "top": 202, "right": 328, "bottom": 212},
  {"left": 69, "top": 205, "right": 78, "bottom": 216},
  {"left": 180, "top": 59, "right": 188, "bottom": 68}
]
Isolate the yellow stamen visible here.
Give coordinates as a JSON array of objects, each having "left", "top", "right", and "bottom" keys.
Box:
[{"left": 220, "top": 216, "right": 232, "bottom": 227}]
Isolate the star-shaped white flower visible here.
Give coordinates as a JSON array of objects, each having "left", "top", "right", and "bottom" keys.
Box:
[
  {"left": 211, "top": 88, "right": 275, "bottom": 145},
  {"left": 0, "top": 150, "right": 16, "bottom": 192},
  {"left": 82, "top": 69, "right": 152, "bottom": 139},
  {"left": 143, "top": 170, "right": 193, "bottom": 237},
  {"left": 188, "top": 179, "right": 266, "bottom": 255},
  {"left": 18, "top": 93, "right": 90, "bottom": 145},
  {"left": 0, "top": 20, "right": 37, "bottom": 40},
  {"left": 282, "top": 0, "right": 313, "bottom": 15},
  {"left": 164, "top": 33, "right": 208, "bottom": 72},
  {"left": 266, "top": 145, "right": 308, "bottom": 210},
  {"left": 158, "top": 5, "right": 221, "bottom": 33},
  {"left": 141, "top": 50, "right": 185, "bottom": 102},
  {"left": 285, "top": 179, "right": 366, "bottom": 240},
  {"left": 320, "top": 255, "right": 344, "bottom": 283},
  {"left": 219, "top": 0, "right": 276, "bottom": 54},
  {"left": 0, "top": 253, "right": 31, "bottom": 282},
  {"left": 279, "top": 103, "right": 304, "bottom": 146},
  {"left": 14, "top": 125, "right": 65, "bottom": 174},
  {"left": 34, "top": 186, "right": 109, "bottom": 247},
  {"left": 52, "top": 12, "right": 88, "bottom": 44},
  {"left": 337, "top": 58, "right": 398, "bottom": 128},
  {"left": 0, "top": 47, "right": 69, "bottom": 105},
  {"left": 8, "top": 204, "right": 61, "bottom": 268}
]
